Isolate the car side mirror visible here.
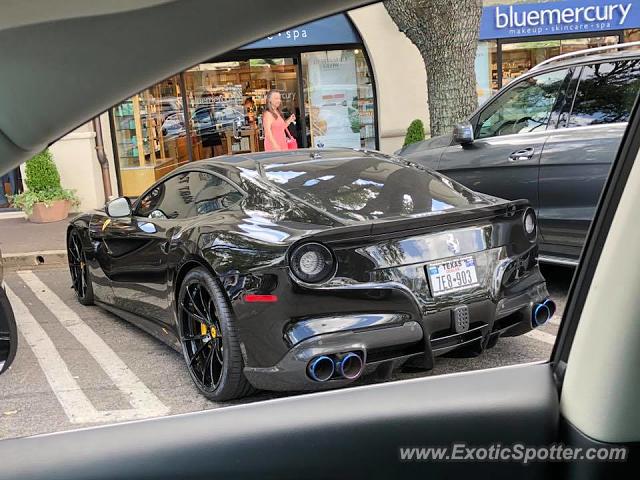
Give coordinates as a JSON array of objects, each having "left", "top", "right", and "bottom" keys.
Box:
[
  {"left": 0, "top": 287, "right": 18, "bottom": 376},
  {"left": 453, "top": 122, "right": 474, "bottom": 145},
  {"left": 105, "top": 197, "right": 132, "bottom": 218}
]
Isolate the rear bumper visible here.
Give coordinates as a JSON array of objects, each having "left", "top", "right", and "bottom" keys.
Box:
[
  {"left": 244, "top": 320, "right": 423, "bottom": 391},
  {"left": 243, "top": 274, "right": 549, "bottom": 392}
]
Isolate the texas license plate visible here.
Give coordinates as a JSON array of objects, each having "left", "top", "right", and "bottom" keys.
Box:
[{"left": 426, "top": 256, "right": 479, "bottom": 297}]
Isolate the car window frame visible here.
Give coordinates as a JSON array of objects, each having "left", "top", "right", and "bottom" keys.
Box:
[
  {"left": 471, "top": 66, "right": 573, "bottom": 140},
  {"left": 132, "top": 168, "right": 247, "bottom": 220},
  {"left": 552, "top": 60, "right": 640, "bottom": 369}
]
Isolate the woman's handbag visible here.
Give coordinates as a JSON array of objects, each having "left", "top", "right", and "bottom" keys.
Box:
[{"left": 285, "top": 129, "right": 298, "bottom": 150}]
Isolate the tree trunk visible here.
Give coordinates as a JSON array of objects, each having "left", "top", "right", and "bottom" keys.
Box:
[{"left": 385, "top": 0, "right": 483, "bottom": 137}]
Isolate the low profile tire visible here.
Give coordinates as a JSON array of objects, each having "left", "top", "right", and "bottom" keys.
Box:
[
  {"left": 67, "top": 229, "right": 94, "bottom": 306},
  {"left": 177, "top": 267, "right": 254, "bottom": 401}
]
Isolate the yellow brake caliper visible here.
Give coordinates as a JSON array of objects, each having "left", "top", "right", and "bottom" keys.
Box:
[{"left": 200, "top": 323, "right": 217, "bottom": 338}]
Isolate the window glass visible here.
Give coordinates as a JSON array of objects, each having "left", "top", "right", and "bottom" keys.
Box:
[
  {"left": 136, "top": 171, "right": 241, "bottom": 219},
  {"left": 112, "top": 76, "right": 187, "bottom": 197},
  {"left": 475, "top": 41, "right": 497, "bottom": 105},
  {"left": 477, "top": 69, "right": 568, "bottom": 139},
  {"left": 302, "top": 49, "right": 376, "bottom": 149},
  {"left": 568, "top": 61, "right": 640, "bottom": 127},
  {"left": 263, "top": 156, "right": 481, "bottom": 221},
  {"left": 501, "top": 41, "right": 560, "bottom": 87},
  {"left": 183, "top": 59, "right": 300, "bottom": 159},
  {"left": 499, "top": 37, "right": 617, "bottom": 88}
]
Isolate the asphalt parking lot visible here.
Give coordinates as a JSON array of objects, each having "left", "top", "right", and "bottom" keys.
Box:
[{"left": 0, "top": 264, "right": 573, "bottom": 440}]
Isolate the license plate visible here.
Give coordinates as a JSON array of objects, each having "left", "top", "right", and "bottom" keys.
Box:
[{"left": 426, "top": 256, "right": 479, "bottom": 297}]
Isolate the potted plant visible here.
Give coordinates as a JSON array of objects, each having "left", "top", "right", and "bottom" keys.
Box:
[{"left": 10, "top": 149, "right": 79, "bottom": 223}]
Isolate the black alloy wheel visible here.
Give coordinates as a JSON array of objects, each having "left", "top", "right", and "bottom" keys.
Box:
[
  {"left": 177, "top": 268, "right": 253, "bottom": 401},
  {"left": 67, "top": 230, "right": 94, "bottom": 305}
]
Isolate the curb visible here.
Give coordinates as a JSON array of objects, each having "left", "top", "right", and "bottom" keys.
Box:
[
  {"left": 1, "top": 250, "right": 68, "bottom": 270},
  {"left": 0, "top": 211, "right": 26, "bottom": 220}
]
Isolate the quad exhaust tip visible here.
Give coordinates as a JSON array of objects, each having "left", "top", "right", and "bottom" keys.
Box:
[
  {"left": 335, "top": 352, "right": 364, "bottom": 380},
  {"left": 307, "top": 355, "right": 335, "bottom": 382},
  {"left": 532, "top": 299, "right": 556, "bottom": 328},
  {"left": 307, "top": 352, "right": 364, "bottom": 382}
]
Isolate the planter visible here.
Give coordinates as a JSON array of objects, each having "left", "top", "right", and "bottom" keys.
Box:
[{"left": 29, "top": 200, "right": 70, "bottom": 223}]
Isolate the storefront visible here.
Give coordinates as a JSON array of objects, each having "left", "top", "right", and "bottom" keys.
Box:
[
  {"left": 110, "top": 13, "right": 378, "bottom": 197},
  {"left": 476, "top": 0, "right": 640, "bottom": 104}
]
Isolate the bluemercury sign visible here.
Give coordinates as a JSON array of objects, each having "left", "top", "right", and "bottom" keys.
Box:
[
  {"left": 241, "top": 14, "right": 359, "bottom": 49},
  {"left": 480, "top": 0, "right": 640, "bottom": 40}
]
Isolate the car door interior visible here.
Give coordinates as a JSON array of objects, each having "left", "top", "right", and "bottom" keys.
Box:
[
  {"left": 0, "top": 362, "right": 559, "bottom": 479},
  {"left": 0, "top": 286, "right": 17, "bottom": 375}
]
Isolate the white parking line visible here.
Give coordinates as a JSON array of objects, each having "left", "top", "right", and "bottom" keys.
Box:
[
  {"left": 7, "top": 286, "right": 102, "bottom": 423},
  {"left": 15, "top": 271, "right": 170, "bottom": 423},
  {"left": 525, "top": 328, "right": 557, "bottom": 346},
  {"left": 548, "top": 317, "right": 561, "bottom": 326}
]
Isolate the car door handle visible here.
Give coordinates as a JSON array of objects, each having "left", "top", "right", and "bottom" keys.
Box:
[{"left": 508, "top": 147, "right": 535, "bottom": 161}]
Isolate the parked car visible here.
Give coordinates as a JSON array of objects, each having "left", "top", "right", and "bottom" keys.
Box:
[
  {"left": 398, "top": 43, "right": 640, "bottom": 265},
  {"left": 66, "top": 148, "right": 552, "bottom": 401},
  {"left": 161, "top": 106, "right": 245, "bottom": 139},
  {"left": 0, "top": 246, "right": 18, "bottom": 375}
]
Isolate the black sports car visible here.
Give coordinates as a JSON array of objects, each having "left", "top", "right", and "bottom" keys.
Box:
[{"left": 67, "top": 148, "right": 555, "bottom": 401}]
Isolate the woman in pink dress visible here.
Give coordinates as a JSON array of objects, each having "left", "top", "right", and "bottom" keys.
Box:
[{"left": 263, "top": 90, "right": 295, "bottom": 151}]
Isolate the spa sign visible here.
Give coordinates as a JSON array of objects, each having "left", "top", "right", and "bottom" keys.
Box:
[
  {"left": 241, "top": 14, "right": 359, "bottom": 49},
  {"left": 480, "top": 0, "right": 640, "bottom": 40}
]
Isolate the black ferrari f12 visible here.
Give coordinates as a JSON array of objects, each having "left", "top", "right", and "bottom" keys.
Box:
[{"left": 68, "top": 148, "right": 554, "bottom": 400}]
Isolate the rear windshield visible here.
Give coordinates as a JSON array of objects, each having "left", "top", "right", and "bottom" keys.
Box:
[{"left": 262, "top": 156, "right": 483, "bottom": 221}]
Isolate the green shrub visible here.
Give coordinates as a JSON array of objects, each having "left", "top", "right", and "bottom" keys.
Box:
[
  {"left": 24, "top": 149, "right": 61, "bottom": 192},
  {"left": 10, "top": 149, "right": 79, "bottom": 215},
  {"left": 403, "top": 119, "right": 425, "bottom": 147}
]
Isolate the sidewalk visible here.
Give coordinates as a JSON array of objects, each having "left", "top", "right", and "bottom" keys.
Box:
[{"left": 0, "top": 215, "right": 71, "bottom": 269}]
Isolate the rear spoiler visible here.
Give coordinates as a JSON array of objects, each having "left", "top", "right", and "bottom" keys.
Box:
[{"left": 307, "top": 199, "right": 529, "bottom": 245}]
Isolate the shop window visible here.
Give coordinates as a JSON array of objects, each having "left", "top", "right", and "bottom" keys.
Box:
[
  {"left": 112, "top": 76, "right": 187, "bottom": 197},
  {"left": 476, "top": 41, "right": 497, "bottom": 105},
  {"left": 625, "top": 29, "right": 640, "bottom": 43},
  {"left": 302, "top": 49, "right": 376, "bottom": 150},
  {"left": 568, "top": 60, "right": 640, "bottom": 128},
  {"left": 499, "top": 36, "right": 618, "bottom": 88},
  {"left": 558, "top": 36, "right": 618, "bottom": 55},
  {"left": 501, "top": 41, "right": 561, "bottom": 86},
  {"left": 183, "top": 59, "right": 300, "bottom": 160}
]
